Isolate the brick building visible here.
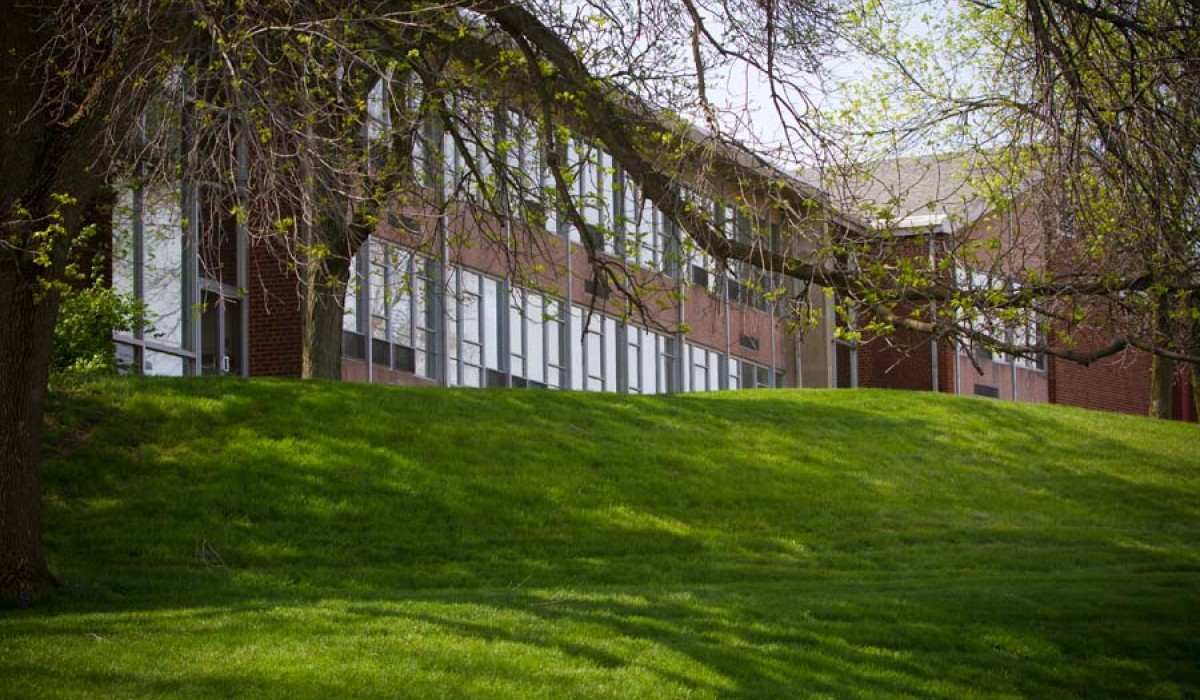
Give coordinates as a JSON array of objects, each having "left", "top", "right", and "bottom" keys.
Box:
[
  {"left": 105, "top": 90, "right": 1194, "bottom": 419},
  {"left": 108, "top": 94, "right": 855, "bottom": 395},
  {"left": 826, "top": 153, "right": 1196, "bottom": 421}
]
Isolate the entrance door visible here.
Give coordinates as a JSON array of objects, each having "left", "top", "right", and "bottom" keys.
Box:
[{"left": 200, "top": 289, "right": 242, "bottom": 376}]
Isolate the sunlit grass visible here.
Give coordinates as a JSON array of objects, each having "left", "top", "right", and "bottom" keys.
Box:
[{"left": 3, "top": 378, "right": 1198, "bottom": 699}]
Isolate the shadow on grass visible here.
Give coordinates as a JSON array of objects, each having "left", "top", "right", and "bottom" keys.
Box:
[{"left": 17, "top": 378, "right": 1200, "bottom": 698}]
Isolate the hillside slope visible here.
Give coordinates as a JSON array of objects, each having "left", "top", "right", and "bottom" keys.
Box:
[{"left": 4, "top": 379, "right": 1199, "bottom": 699}]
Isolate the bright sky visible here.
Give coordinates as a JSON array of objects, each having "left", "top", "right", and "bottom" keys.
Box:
[{"left": 701, "top": 0, "right": 952, "bottom": 169}]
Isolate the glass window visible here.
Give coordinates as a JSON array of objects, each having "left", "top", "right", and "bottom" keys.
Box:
[
  {"left": 620, "top": 173, "right": 637, "bottom": 265},
  {"left": 565, "top": 144, "right": 581, "bottom": 245},
  {"left": 442, "top": 98, "right": 495, "bottom": 204},
  {"left": 366, "top": 76, "right": 392, "bottom": 146},
  {"left": 465, "top": 365, "right": 482, "bottom": 387},
  {"left": 662, "top": 337, "right": 679, "bottom": 393},
  {"left": 144, "top": 349, "right": 186, "bottom": 377},
  {"left": 663, "top": 221, "right": 682, "bottom": 279},
  {"left": 400, "top": 76, "right": 430, "bottom": 183},
  {"left": 387, "top": 248, "right": 413, "bottom": 349},
  {"left": 643, "top": 330, "right": 661, "bottom": 395},
  {"left": 569, "top": 305, "right": 584, "bottom": 390},
  {"left": 112, "top": 189, "right": 136, "bottom": 300},
  {"left": 621, "top": 179, "right": 665, "bottom": 272},
  {"left": 586, "top": 331, "right": 603, "bottom": 391},
  {"left": 510, "top": 294, "right": 525, "bottom": 380},
  {"left": 461, "top": 272, "right": 482, "bottom": 386},
  {"left": 343, "top": 263, "right": 360, "bottom": 334},
  {"left": 644, "top": 203, "right": 663, "bottom": 271},
  {"left": 114, "top": 341, "right": 138, "bottom": 373},
  {"left": 142, "top": 185, "right": 185, "bottom": 348},
  {"left": 462, "top": 271, "right": 481, "bottom": 343},
  {"left": 505, "top": 111, "right": 555, "bottom": 236},
  {"left": 572, "top": 140, "right": 619, "bottom": 253},
  {"left": 626, "top": 327, "right": 642, "bottom": 394},
  {"left": 369, "top": 240, "right": 389, "bottom": 342},
  {"left": 442, "top": 268, "right": 479, "bottom": 387},
  {"left": 580, "top": 141, "right": 601, "bottom": 228},
  {"left": 414, "top": 259, "right": 437, "bottom": 379},
  {"left": 741, "top": 361, "right": 770, "bottom": 389},
  {"left": 689, "top": 344, "right": 718, "bottom": 392},
  {"left": 604, "top": 317, "right": 618, "bottom": 393},
  {"left": 527, "top": 294, "right": 545, "bottom": 385},
  {"left": 484, "top": 277, "right": 501, "bottom": 372},
  {"left": 585, "top": 311, "right": 604, "bottom": 392},
  {"left": 545, "top": 300, "right": 563, "bottom": 389}
]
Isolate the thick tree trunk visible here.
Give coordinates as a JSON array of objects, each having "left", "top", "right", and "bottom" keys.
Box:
[
  {"left": 0, "top": 2, "right": 99, "bottom": 603},
  {"left": 301, "top": 248, "right": 354, "bottom": 380},
  {"left": 0, "top": 182, "right": 101, "bottom": 604},
  {"left": 300, "top": 210, "right": 362, "bottom": 380},
  {"left": 0, "top": 254, "right": 59, "bottom": 604},
  {"left": 1150, "top": 354, "right": 1174, "bottom": 419}
]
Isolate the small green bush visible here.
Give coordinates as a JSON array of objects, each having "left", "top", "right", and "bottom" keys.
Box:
[{"left": 52, "top": 280, "right": 146, "bottom": 379}]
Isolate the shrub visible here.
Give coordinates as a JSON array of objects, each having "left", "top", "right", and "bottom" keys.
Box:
[{"left": 52, "top": 280, "right": 146, "bottom": 379}]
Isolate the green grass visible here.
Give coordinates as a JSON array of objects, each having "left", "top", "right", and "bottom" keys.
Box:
[{"left": 4, "top": 378, "right": 1199, "bottom": 699}]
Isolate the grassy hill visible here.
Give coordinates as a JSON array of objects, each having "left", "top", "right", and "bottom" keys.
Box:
[{"left": 3, "top": 378, "right": 1199, "bottom": 699}]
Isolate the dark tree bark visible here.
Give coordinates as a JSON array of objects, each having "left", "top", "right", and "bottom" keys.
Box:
[
  {"left": 1189, "top": 300, "right": 1200, "bottom": 420},
  {"left": 1, "top": 0, "right": 110, "bottom": 602},
  {"left": 0, "top": 136, "right": 104, "bottom": 602},
  {"left": 1150, "top": 355, "right": 1175, "bottom": 420},
  {"left": 300, "top": 202, "right": 366, "bottom": 380},
  {"left": 1149, "top": 299, "right": 1174, "bottom": 420},
  {"left": 1, "top": 2, "right": 58, "bottom": 604},
  {"left": 301, "top": 241, "right": 355, "bottom": 380},
  {"left": 0, "top": 243, "right": 60, "bottom": 604}
]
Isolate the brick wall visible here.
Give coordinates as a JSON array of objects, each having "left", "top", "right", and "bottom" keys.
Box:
[
  {"left": 851, "top": 231, "right": 949, "bottom": 392},
  {"left": 342, "top": 359, "right": 438, "bottom": 386},
  {"left": 937, "top": 342, "right": 958, "bottom": 393},
  {"left": 1048, "top": 349, "right": 1152, "bottom": 416},
  {"left": 835, "top": 342, "right": 853, "bottom": 388},
  {"left": 857, "top": 328, "right": 939, "bottom": 391},
  {"left": 1172, "top": 368, "right": 1196, "bottom": 421},
  {"left": 247, "top": 240, "right": 303, "bottom": 378}
]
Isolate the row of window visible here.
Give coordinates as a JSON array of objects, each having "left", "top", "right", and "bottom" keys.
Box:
[
  {"left": 105, "top": 170, "right": 786, "bottom": 385},
  {"left": 105, "top": 77, "right": 794, "bottom": 379},
  {"left": 366, "top": 77, "right": 791, "bottom": 309},
  {"left": 343, "top": 238, "right": 784, "bottom": 393},
  {"left": 112, "top": 187, "right": 188, "bottom": 349},
  {"left": 959, "top": 271, "right": 1046, "bottom": 370},
  {"left": 109, "top": 185, "right": 202, "bottom": 376}
]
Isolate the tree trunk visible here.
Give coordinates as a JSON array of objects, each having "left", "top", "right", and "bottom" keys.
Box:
[
  {"left": 0, "top": 175, "right": 101, "bottom": 604},
  {"left": 300, "top": 209, "right": 363, "bottom": 380},
  {"left": 0, "top": 253, "right": 59, "bottom": 604},
  {"left": 1150, "top": 354, "right": 1174, "bottom": 419},
  {"left": 1191, "top": 300, "right": 1200, "bottom": 422},
  {"left": 1149, "top": 298, "right": 1174, "bottom": 419},
  {"left": 0, "top": 3, "right": 103, "bottom": 603},
  {"left": 301, "top": 246, "right": 354, "bottom": 380}
]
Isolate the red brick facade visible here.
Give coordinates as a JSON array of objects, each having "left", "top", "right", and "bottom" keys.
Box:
[
  {"left": 856, "top": 329, "right": 942, "bottom": 392},
  {"left": 846, "top": 206, "right": 1195, "bottom": 420},
  {"left": 1047, "top": 338, "right": 1153, "bottom": 417},
  {"left": 247, "top": 241, "right": 303, "bottom": 378}
]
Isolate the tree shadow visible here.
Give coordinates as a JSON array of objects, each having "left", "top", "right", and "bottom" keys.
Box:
[{"left": 14, "top": 379, "right": 1200, "bottom": 698}]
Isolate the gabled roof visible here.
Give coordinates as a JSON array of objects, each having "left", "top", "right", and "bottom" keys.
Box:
[{"left": 807, "top": 151, "right": 1009, "bottom": 234}]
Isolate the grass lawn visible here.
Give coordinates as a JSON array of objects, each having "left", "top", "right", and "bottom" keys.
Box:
[{"left": 3, "top": 378, "right": 1199, "bottom": 699}]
